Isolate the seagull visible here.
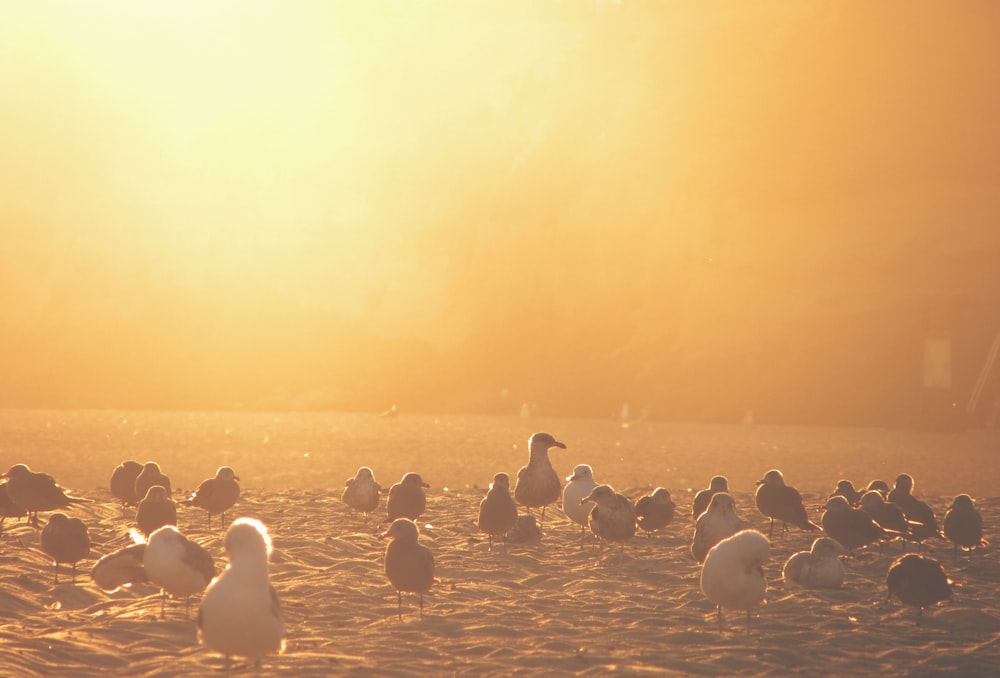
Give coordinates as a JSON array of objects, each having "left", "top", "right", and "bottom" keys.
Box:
[
  {"left": 1, "top": 463, "right": 90, "bottom": 526},
  {"left": 864, "top": 479, "right": 890, "bottom": 498},
  {"left": 821, "top": 495, "right": 894, "bottom": 554},
  {"left": 513, "top": 432, "right": 566, "bottom": 525},
  {"left": 700, "top": 529, "right": 770, "bottom": 633},
  {"left": 783, "top": 536, "right": 846, "bottom": 589},
  {"left": 507, "top": 514, "right": 543, "bottom": 544},
  {"left": 754, "top": 469, "right": 820, "bottom": 538},
  {"left": 386, "top": 473, "right": 429, "bottom": 522},
  {"left": 180, "top": 466, "right": 241, "bottom": 530},
  {"left": 943, "top": 494, "right": 986, "bottom": 557},
  {"left": 91, "top": 544, "right": 148, "bottom": 592},
  {"left": 1, "top": 480, "right": 27, "bottom": 533},
  {"left": 198, "top": 518, "right": 285, "bottom": 668},
  {"left": 859, "top": 490, "right": 910, "bottom": 548},
  {"left": 136, "top": 485, "right": 177, "bottom": 538},
  {"left": 134, "top": 462, "right": 171, "bottom": 506},
  {"left": 342, "top": 466, "right": 382, "bottom": 519},
  {"left": 886, "top": 553, "right": 952, "bottom": 623},
  {"left": 830, "top": 480, "right": 863, "bottom": 506},
  {"left": 692, "top": 492, "right": 745, "bottom": 564},
  {"left": 562, "top": 464, "right": 597, "bottom": 537},
  {"left": 477, "top": 473, "right": 518, "bottom": 553},
  {"left": 109, "top": 461, "right": 144, "bottom": 508},
  {"left": 40, "top": 512, "right": 90, "bottom": 584},
  {"left": 692, "top": 475, "right": 730, "bottom": 519},
  {"left": 635, "top": 487, "right": 676, "bottom": 536},
  {"left": 581, "top": 485, "right": 637, "bottom": 561},
  {"left": 380, "top": 518, "right": 434, "bottom": 620},
  {"left": 144, "top": 525, "right": 215, "bottom": 617},
  {"left": 888, "top": 474, "right": 942, "bottom": 548}
]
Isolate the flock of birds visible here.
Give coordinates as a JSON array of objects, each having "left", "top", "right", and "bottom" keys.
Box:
[{"left": 0, "top": 431, "right": 990, "bottom": 667}]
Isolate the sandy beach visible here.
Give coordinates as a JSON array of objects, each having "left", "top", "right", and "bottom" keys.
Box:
[{"left": 1, "top": 411, "right": 999, "bottom": 676}]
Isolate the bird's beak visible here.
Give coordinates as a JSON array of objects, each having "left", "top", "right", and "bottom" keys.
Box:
[
  {"left": 755, "top": 479, "right": 764, "bottom": 486},
  {"left": 580, "top": 495, "right": 594, "bottom": 505},
  {"left": 235, "top": 476, "right": 241, "bottom": 482},
  {"left": 421, "top": 482, "right": 430, "bottom": 488},
  {"left": 378, "top": 531, "right": 389, "bottom": 541},
  {"left": 553, "top": 441, "right": 567, "bottom": 449}
]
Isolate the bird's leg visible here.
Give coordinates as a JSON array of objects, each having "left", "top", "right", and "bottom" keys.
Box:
[
  {"left": 419, "top": 592, "right": 424, "bottom": 619},
  {"left": 768, "top": 518, "right": 774, "bottom": 539},
  {"left": 746, "top": 609, "right": 752, "bottom": 634},
  {"left": 717, "top": 605, "right": 723, "bottom": 633},
  {"left": 397, "top": 591, "right": 402, "bottom": 621},
  {"left": 71, "top": 562, "right": 77, "bottom": 584},
  {"left": 52, "top": 562, "right": 58, "bottom": 585},
  {"left": 488, "top": 535, "right": 493, "bottom": 552},
  {"left": 160, "top": 589, "right": 166, "bottom": 618}
]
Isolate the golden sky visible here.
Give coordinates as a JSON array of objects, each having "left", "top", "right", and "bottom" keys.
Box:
[{"left": 2, "top": 1, "right": 999, "bottom": 421}]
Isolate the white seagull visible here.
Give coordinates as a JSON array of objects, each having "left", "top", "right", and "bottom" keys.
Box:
[
  {"left": 562, "top": 464, "right": 597, "bottom": 536},
  {"left": 782, "top": 536, "right": 846, "bottom": 589},
  {"left": 700, "top": 529, "right": 770, "bottom": 632},
  {"left": 144, "top": 525, "right": 215, "bottom": 617}
]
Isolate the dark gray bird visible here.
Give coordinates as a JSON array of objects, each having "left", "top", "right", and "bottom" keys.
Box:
[
  {"left": 0, "top": 480, "right": 27, "bottom": 532},
  {"left": 387, "top": 473, "right": 429, "bottom": 522},
  {"left": 513, "top": 432, "right": 566, "bottom": 524},
  {"left": 40, "top": 512, "right": 90, "bottom": 584},
  {"left": 888, "top": 474, "right": 942, "bottom": 548},
  {"left": 2, "top": 464, "right": 89, "bottom": 526},
  {"left": 136, "top": 485, "right": 177, "bottom": 537},
  {"left": 692, "top": 475, "right": 730, "bottom": 519},
  {"left": 477, "top": 473, "right": 518, "bottom": 553},
  {"left": 635, "top": 487, "right": 676, "bottom": 535},
  {"left": 859, "top": 490, "right": 910, "bottom": 548},
  {"left": 754, "top": 469, "right": 820, "bottom": 538},
  {"left": 886, "top": 554, "right": 952, "bottom": 623},
  {"left": 692, "top": 492, "right": 745, "bottom": 564},
  {"left": 180, "top": 466, "right": 241, "bottom": 530},
  {"left": 380, "top": 518, "right": 434, "bottom": 620},
  {"left": 134, "top": 462, "right": 172, "bottom": 505},
  {"left": 943, "top": 494, "right": 986, "bottom": 557},
  {"left": 864, "top": 479, "right": 890, "bottom": 498},
  {"left": 830, "top": 479, "right": 863, "bottom": 506},
  {"left": 582, "top": 485, "right": 637, "bottom": 564},
  {"left": 342, "top": 466, "right": 382, "bottom": 518},
  {"left": 821, "top": 496, "right": 892, "bottom": 553},
  {"left": 109, "top": 460, "right": 144, "bottom": 507}
]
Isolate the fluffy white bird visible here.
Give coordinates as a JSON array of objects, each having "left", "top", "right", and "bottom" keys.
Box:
[
  {"left": 700, "top": 529, "right": 770, "bottom": 632},
  {"left": 198, "top": 518, "right": 285, "bottom": 668},
  {"left": 562, "top": 464, "right": 597, "bottom": 534},
  {"left": 342, "top": 466, "right": 382, "bottom": 519},
  {"left": 783, "top": 536, "right": 846, "bottom": 588},
  {"left": 145, "top": 525, "right": 215, "bottom": 617}
]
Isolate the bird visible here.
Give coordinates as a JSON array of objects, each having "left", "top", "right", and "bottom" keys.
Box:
[
  {"left": 136, "top": 485, "right": 177, "bottom": 538},
  {"left": 864, "top": 479, "right": 890, "bottom": 498},
  {"left": 859, "top": 490, "right": 910, "bottom": 547},
  {"left": 477, "top": 473, "right": 518, "bottom": 552},
  {"left": 943, "top": 494, "right": 986, "bottom": 557},
  {"left": 830, "top": 479, "right": 863, "bottom": 506},
  {"left": 40, "top": 512, "right": 90, "bottom": 584},
  {"left": 144, "top": 525, "right": 215, "bottom": 618},
  {"left": 821, "top": 495, "right": 894, "bottom": 554},
  {"left": 386, "top": 473, "right": 429, "bottom": 522},
  {"left": 1, "top": 480, "right": 27, "bottom": 533},
  {"left": 380, "top": 518, "right": 434, "bottom": 620},
  {"left": 887, "top": 474, "right": 941, "bottom": 548},
  {"left": 90, "top": 544, "right": 148, "bottom": 592},
  {"left": 198, "top": 518, "right": 285, "bottom": 668},
  {"left": 692, "top": 475, "right": 730, "bottom": 519},
  {"left": 783, "top": 536, "right": 846, "bottom": 589},
  {"left": 700, "top": 529, "right": 770, "bottom": 633},
  {"left": 754, "top": 469, "right": 820, "bottom": 538},
  {"left": 886, "top": 554, "right": 952, "bottom": 623},
  {"left": 180, "top": 466, "right": 241, "bottom": 530},
  {"left": 507, "top": 514, "right": 543, "bottom": 544},
  {"left": 342, "top": 466, "right": 382, "bottom": 519},
  {"left": 692, "top": 492, "right": 745, "bottom": 564},
  {"left": 581, "top": 484, "right": 637, "bottom": 561},
  {"left": 109, "top": 460, "right": 143, "bottom": 508},
  {"left": 1, "top": 463, "right": 89, "bottom": 526},
  {"left": 513, "top": 432, "right": 566, "bottom": 525},
  {"left": 134, "top": 462, "right": 171, "bottom": 506},
  {"left": 562, "top": 464, "right": 597, "bottom": 536},
  {"left": 635, "top": 487, "right": 676, "bottom": 536}
]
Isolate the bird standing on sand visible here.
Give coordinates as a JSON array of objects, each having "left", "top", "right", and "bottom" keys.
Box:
[
  {"left": 110, "top": 461, "right": 143, "bottom": 508},
  {"left": 562, "top": 464, "right": 598, "bottom": 535},
  {"left": 692, "top": 492, "right": 745, "bottom": 563},
  {"left": 381, "top": 518, "right": 435, "bottom": 620},
  {"left": 635, "top": 487, "right": 676, "bottom": 536},
  {"left": 198, "top": 518, "right": 285, "bottom": 667},
  {"left": 783, "top": 536, "right": 846, "bottom": 589},
  {"left": 888, "top": 474, "right": 941, "bottom": 548},
  {"left": 40, "top": 512, "right": 90, "bottom": 584},
  {"left": 754, "top": 469, "right": 820, "bottom": 538},
  {"left": 1, "top": 481, "right": 27, "bottom": 532},
  {"left": 692, "top": 475, "right": 730, "bottom": 519},
  {"left": 134, "top": 462, "right": 172, "bottom": 505},
  {"left": 581, "top": 484, "right": 637, "bottom": 561},
  {"left": 2, "top": 463, "right": 89, "bottom": 526},
  {"left": 342, "top": 466, "right": 382, "bottom": 519},
  {"left": 145, "top": 525, "right": 215, "bottom": 617},
  {"left": 886, "top": 553, "right": 952, "bottom": 623},
  {"left": 477, "top": 473, "right": 518, "bottom": 552},
  {"left": 91, "top": 544, "right": 148, "bottom": 592},
  {"left": 136, "top": 485, "right": 177, "bottom": 537},
  {"left": 180, "top": 466, "right": 241, "bottom": 530},
  {"left": 387, "top": 473, "right": 429, "bottom": 522},
  {"left": 830, "top": 479, "right": 863, "bottom": 506},
  {"left": 859, "top": 490, "right": 909, "bottom": 546},
  {"left": 821, "top": 495, "right": 893, "bottom": 553},
  {"left": 700, "top": 529, "right": 770, "bottom": 632},
  {"left": 943, "top": 494, "right": 986, "bottom": 556},
  {"left": 514, "top": 432, "right": 566, "bottom": 525}
]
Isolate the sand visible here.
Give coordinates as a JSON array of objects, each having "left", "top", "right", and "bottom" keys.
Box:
[{"left": 1, "top": 413, "right": 999, "bottom": 675}]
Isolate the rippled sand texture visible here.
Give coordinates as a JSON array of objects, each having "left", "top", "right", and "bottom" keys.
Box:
[{"left": 1, "top": 482, "right": 998, "bottom": 676}]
